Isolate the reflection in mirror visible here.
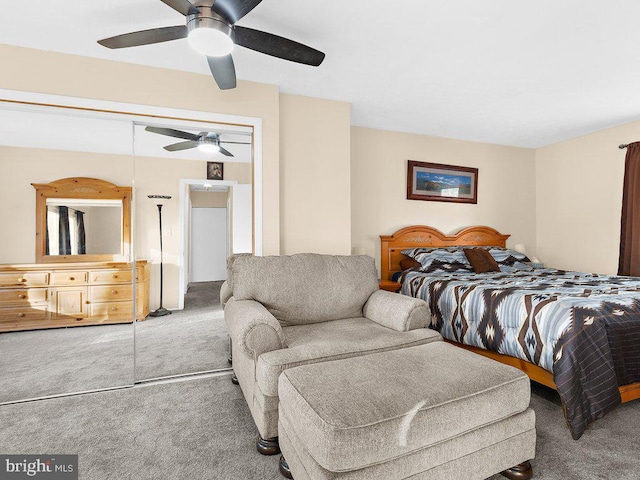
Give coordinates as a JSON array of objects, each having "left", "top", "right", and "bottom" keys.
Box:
[
  {"left": 32, "top": 177, "right": 132, "bottom": 264},
  {"left": 133, "top": 120, "right": 254, "bottom": 381},
  {"left": 45, "top": 199, "right": 123, "bottom": 256},
  {"left": 0, "top": 102, "right": 135, "bottom": 404}
]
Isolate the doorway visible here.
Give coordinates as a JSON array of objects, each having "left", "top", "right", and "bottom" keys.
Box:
[{"left": 190, "top": 207, "right": 227, "bottom": 282}]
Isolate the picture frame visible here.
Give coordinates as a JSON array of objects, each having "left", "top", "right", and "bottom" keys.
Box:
[
  {"left": 407, "top": 160, "right": 478, "bottom": 204},
  {"left": 207, "top": 161, "right": 224, "bottom": 181}
]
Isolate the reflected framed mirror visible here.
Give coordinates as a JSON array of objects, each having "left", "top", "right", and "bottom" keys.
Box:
[{"left": 32, "top": 177, "right": 132, "bottom": 263}]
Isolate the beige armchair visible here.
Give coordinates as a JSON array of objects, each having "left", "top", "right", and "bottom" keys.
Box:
[{"left": 224, "top": 253, "right": 441, "bottom": 455}]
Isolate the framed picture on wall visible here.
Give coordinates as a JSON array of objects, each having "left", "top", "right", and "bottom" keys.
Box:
[
  {"left": 207, "top": 162, "right": 224, "bottom": 181},
  {"left": 407, "top": 160, "right": 478, "bottom": 204}
]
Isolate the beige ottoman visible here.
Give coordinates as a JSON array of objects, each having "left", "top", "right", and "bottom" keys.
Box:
[{"left": 277, "top": 342, "right": 536, "bottom": 480}]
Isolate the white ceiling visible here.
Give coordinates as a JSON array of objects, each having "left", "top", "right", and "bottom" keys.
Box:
[{"left": 1, "top": 0, "right": 640, "bottom": 148}]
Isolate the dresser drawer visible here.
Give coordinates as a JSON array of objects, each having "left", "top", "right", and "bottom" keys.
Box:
[
  {"left": 91, "top": 269, "right": 134, "bottom": 285},
  {"left": 50, "top": 271, "right": 88, "bottom": 286},
  {"left": 90, "top": 302, "right": 134, "bottom": 321},
  {"left": 0, "top": 306, "right": 48, "bottom": 323},
  {"left": 0, "top": 272, "right": 49, "bottom": 287},
  {"left": 0, "top": 288, "right": 47, "bottom": 307},
  {"left": 89, "top": 284, "right": 133, "bottom": 303}
]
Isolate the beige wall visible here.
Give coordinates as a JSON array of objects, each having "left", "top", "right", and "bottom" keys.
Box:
[
  {"left": 0, "top": 44, "right": 281, "bottom": 256},
  {"left": 135, "top": 156, "right": 214, "bottom": 310},
  {"left": 5, "top": 44, "right": 631, "bottom": 286},
  {"left": 190, "top": 191, "right": 229, "bottom": 208},
  {"left": 279, "top": 94, "right": 352, "bottom": 255},
  {"left": 351, "top": 127, "right": 537, "bottom": 273},
  {"left": 534, "top": 120, "right": 637, "bottom": 274}
]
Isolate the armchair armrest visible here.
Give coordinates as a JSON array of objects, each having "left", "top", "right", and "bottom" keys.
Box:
[
  {"left": 363, "top": 290, "right": 431, "bottom": 332},
  {"left": 220, "top": 280, "right": 233, "bottom": 308},
  {"left": 224, "top": 298, "right": 286, "bottom": 359}
]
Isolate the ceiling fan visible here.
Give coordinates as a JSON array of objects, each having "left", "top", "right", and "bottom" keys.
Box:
[
  {"left": 145, "top": 126, "right": 250, "bottom": 156},
  {"left": 97, "top": 0, "right": 326, "bottom": 90}
]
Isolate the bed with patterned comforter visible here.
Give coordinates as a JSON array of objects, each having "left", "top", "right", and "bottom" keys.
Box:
[{"left": 399, "top": 267, "right": 640, "bottom": 439}]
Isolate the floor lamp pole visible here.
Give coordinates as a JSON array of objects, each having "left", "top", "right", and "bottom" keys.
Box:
[{"left": 149, "top": 195, "right": 172, "bottom": 317}]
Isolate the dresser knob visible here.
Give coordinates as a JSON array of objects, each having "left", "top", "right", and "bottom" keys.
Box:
[
  {"left": 19, "top": 278, "right": 26, "bottom": 283},
  {"left": 111, "top": 307, "right": 117, "bottom": 311},
  {"left": 18, "top": 294, "right": 26, "bottom": 299},
  {"left": 17, "top": 313, "right": 25, "bottom": 317},
  {"left": 112, "top": 290, "right": 117, "bottom": 294},
  {"left": 69, "top": 276, "right": 75, "bottom": 281},
  {"left": 113, "top": 275, "right": 118, "bottom": 279}
]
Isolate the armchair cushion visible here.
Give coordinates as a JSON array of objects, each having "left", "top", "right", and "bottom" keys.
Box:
[
  {"left": 232, "top": 254, "right": 378, "bottom": 327},
  {"left": 255, "top": 317, "right": 441, "bottom": 396},
  {"left": 219, "top": 253, "right": 252, "bottom": 308},
  {"left": 224, "top": 298, "right": 286, "bottom": 359},
  {"left": 363, "top": 290, "right": 431, "bottom": 331}
]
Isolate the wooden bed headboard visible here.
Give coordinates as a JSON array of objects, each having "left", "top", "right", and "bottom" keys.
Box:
[{"left": 379, "top": 225, "right": 510, "bottom": 281}]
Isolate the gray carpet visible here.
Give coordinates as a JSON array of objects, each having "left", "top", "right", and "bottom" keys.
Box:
[
  {"left": 0, "top": 375, "right": 638, "bottom": 480},
  {"left": 0, "top": 281, "right": 229, "bottom": 403},
  {"left": 135, "top": 281, "right": 229, "bottom": 380},
  {"left": 0, "top": 323, "right": 134, "bottom": 403}
]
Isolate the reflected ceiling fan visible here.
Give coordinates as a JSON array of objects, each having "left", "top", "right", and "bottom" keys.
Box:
[
  {"left": 97, "top": 0, "right": 326, "bottom": 90},
  {"left": 145, "top": 126, "right": 250, "bottom": 156}
]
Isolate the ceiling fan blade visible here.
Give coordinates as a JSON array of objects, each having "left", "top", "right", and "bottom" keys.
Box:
[
  {"left": 164, "top": 140, "right": 199, "bottom": 151},
  {"left": 207, "top": 55, "right": 237, "bottom": 90},
  {"left": 220, "top": 140, "right": 251, "bottom": 145},
  {"left": 145, "top": 126, "right": 199, "bottom": 141},
  {"left": 234, "top": 26, "right": 325, "bottom": 66},
  {"left": 219, "top": 146, "right": 235, "bottom": 157},
  {"left": 212, "top": 0, "right": 263, "bottom": 24},
  {"left": 98, "top": 25, "right": 187, "bottom": 49},
  {"left": 160, "top": 0, "right": 199, "bottom": 16}
]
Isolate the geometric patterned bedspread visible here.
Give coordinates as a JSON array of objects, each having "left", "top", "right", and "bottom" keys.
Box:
[{"left": 399, "top": 268, "right": 640, "bottom": 439}]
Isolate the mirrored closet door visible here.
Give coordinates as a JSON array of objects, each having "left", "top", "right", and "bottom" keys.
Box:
[
  {"left": 132, "top": 120, "right": 254, "bottom": 381},
  {"left": 0, "top": 102, "right": 135, "bottom": 403}
]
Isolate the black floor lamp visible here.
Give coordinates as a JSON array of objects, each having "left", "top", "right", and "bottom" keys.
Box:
[{"left": 148, "top": 195, "right": 172, "bottom": 317}]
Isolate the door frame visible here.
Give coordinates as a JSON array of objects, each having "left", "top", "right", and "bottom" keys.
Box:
[{"left": 179, "top": 179, "right": 238, "bottom": 308}]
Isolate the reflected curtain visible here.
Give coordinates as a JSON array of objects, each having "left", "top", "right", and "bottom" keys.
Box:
[
  {"left": 58, "top": 206, "right": 71, "bottom": 255},
  {"left": 76, "top": 210, "right": 86, "bottom": 255},
  {"left": 618, "top": 142, "right": 640, "bottom": 276},
  {"left": 45, "top": 218, "right": 50, "bottom": 256}
]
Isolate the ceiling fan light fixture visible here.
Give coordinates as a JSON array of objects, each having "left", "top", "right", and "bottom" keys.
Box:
[
  {"left": 197, "top": 137, "right": 221, "bottom": 154},
  {"left": 187, "top": 16, "right": 234, "bottom": 57}
]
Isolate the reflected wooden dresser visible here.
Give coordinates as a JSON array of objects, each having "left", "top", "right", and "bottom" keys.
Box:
[{"left": 0, "top": 261, "right": 150, "bottom": 332}]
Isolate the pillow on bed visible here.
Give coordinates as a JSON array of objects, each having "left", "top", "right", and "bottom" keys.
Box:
[
  {"left": 463, "top": 248, "right": 500, "bottom": 273},
  {"left": 498, "top": 262, "right": 534, "bottom": 272},
  {"left": 402, "top": 246, "right": 466, "bottom": 258},
  {"left": 485, "top": 247, "right": 533, "bottom": 271},
  {"left": 401, "top": 247, "right": 473, "bottom": 274},
  {"left": 399, "top": 257, "right": 421, "bottom": 270}
]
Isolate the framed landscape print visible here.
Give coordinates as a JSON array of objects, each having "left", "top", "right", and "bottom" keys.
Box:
[{"left": 407, "top": 160, "right": 478, "bottom": 204}]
